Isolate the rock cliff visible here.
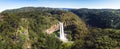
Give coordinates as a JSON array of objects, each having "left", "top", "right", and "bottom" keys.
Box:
[{"left": 45, "top": 23, "right": 60, "bottom": 34}]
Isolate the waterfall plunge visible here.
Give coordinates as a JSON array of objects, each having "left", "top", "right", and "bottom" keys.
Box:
[{"left": 59, "top": 22, "right": 68, "bottom": 42}]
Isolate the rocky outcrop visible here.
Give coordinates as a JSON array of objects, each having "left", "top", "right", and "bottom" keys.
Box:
[
  {"left": 45, "top": 23, "right": 60, "bottom": 34},
  {"left": 45, "top": 22, "right": 73, "bottom": 34}
]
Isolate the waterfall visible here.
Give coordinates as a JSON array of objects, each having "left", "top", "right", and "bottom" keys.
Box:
[{"left": 59, "top": 22, "right": 68, "bottom": 42}]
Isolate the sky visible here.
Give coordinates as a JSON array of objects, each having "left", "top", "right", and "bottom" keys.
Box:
[{"left": 0, "top": 0, "right": 120, "bottom": 12}]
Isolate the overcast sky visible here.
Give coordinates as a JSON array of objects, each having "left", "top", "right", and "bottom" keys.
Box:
[{"left": 0, "top": 0, "right": 120, "bottom": 12}]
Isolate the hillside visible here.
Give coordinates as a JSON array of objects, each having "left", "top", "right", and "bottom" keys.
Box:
[
  {"left": 71, "top": 9, "right": 120, "bottom": 29},
  {"left": 0, "top": 7, "right": 88, "bottom": 49},
  {"left": 70, "top": 9, "right": 120, "bottom": 49}
]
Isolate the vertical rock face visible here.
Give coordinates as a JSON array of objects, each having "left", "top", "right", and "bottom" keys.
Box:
[{"left": 45, "top": 24, "right": 60, "bottom": 34}]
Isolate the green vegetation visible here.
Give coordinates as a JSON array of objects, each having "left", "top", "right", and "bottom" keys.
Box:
[
  {"left": 71, "top": 9, "right": 120, "bottom": 29},
  {"left": 0, "top": 7, "right": 120, "bottom": 49}
]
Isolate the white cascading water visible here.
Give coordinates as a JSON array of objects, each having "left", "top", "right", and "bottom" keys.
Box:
[{"left": 59, "top": 22, "right": 68, "bottom": 42}]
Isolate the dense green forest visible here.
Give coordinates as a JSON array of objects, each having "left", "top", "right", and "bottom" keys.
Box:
[{"left": 0, "top": 7, "right": 120, "bottom": 49}]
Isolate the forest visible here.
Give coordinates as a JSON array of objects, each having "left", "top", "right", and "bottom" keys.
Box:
[{"left": 0, "top": 7, "right": 120, "bottom": 49}]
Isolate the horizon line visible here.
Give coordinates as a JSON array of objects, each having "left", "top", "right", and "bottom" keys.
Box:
[{"left": 1, "top": 6, "right": 120, "bottom": 12}]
